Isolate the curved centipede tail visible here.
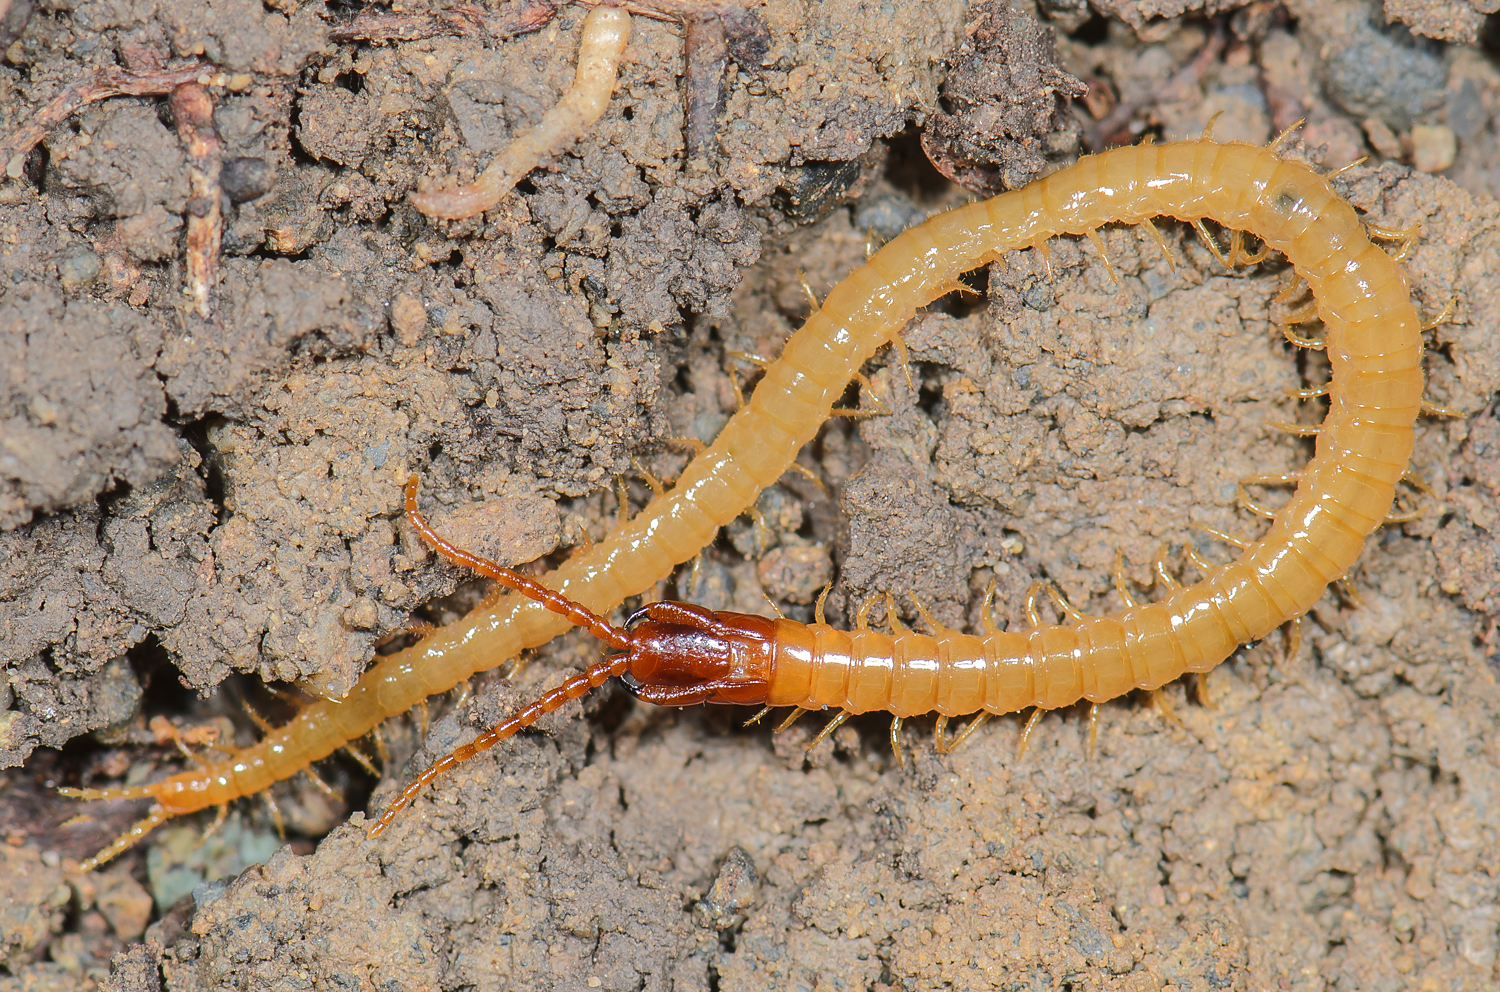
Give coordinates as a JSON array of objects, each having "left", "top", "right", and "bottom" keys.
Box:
[{"left": 367, "top": 653, "right": 632, "bottom": 838}]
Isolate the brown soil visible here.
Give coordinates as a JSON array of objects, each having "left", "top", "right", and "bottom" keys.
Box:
[{"left": 3, "top": 1, "right": 1499, "bottom": 991}]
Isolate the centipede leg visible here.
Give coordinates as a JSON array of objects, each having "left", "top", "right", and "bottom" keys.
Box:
[
  {"left": 1266, "top": 117, "right": 1305, "bottom": 156},
  {"left": 1150, "top": 689, "right": 1187, "bottom": 731},
  {"left": 1283, "top": 616, "right": 1302, "bottom": 664},
  {"left": 981, "top": 578, "right": 1002, "bottom": 635},
  {"left": 889, "top": 716, "right": 905, "bottom": 769},
  {"left": 1113, "top": 553, "right": 1141, "bottom": 608},
  {"left": 743, "top": 706, "right": 773, "bottom": 728},
  {"left": 1193, "top": 672, "right": 1217, "bottom": 710},
  {"left": 301, "top": 764, "right": 341, "bottom": 801},
  {"left": 888, "top": 331, "right": 915, "bottom": 392},
  {"left": 1015, "top": 707, "right": 1045, "bottom": 761},
  {"left": 773, "top": 707, "right": 809, "bottom": 734},
  {"left": 263, "top": 792, "right": 287, "bottom": 841},
  {"left": 1420, "top": 295, "right": 1456, "bottom": 331},
  {"left": 1420, "top": 399, "right": 1464, "bottom": 418},
  {"left": 75, "top": 805, "right": 172, "bottom": 874},
  {"left": 341, "top": 740, "right": 379, "bottom": 776},
  {"left": 195, "top": 804, "right": 229, "bottom": 849},
  {"left": 805, "top": 710, "right": 851, "bottom": 751},
  {"left": 1084, "top": 228, "right": 1118, "bottom": 284},
  {"left": 1191, "top": 218, "right": 1231, "bottom": 268},
  {"left": 935, "top": 711, "right": 992, "bottom": 755},
  {"left": 1138, "top": 218, "right": 1176, "bottom": 271},
  {"left": 1086, "top": 703, "right": 1100, "bottom": 760}
]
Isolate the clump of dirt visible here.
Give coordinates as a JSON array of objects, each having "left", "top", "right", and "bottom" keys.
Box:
[{"left": 4, "top": 1, "right": 1500, "bottom": 992}]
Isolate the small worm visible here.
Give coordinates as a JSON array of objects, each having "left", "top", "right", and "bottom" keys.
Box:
[
  {"left": 61, "top": 134, "right": 1428, "bottom": 869},
  {"left": 409, "top": 5, "right": 631, "bottom": 220}
]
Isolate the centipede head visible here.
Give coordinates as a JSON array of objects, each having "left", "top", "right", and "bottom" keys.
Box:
[{"left": 619, "top": 602, "right": 774, "bottom": 707}]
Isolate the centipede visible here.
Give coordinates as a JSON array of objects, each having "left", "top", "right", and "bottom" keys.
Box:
[{"left": 60, "top": 130, "right": 1434, "bottom": 870}]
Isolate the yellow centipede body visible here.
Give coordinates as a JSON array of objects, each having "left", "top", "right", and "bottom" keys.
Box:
[{"left": 65, "top": 137, "right": 1425, "bottom": 870}]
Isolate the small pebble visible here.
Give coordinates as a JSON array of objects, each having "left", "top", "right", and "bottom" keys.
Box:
[
  {"left": 57, "top": 247, "right": 101, "bottom": 289},
  {"left": 1362, "top": 118, "right": 1402, "bottom": 159},
  {"left": 695, "top": 847, "right": 759, "bottom": 929},
  {"left": 390, "top": 292, "right": 427, "bottom": 346},
  {"left": 1410, "top": 124, "right": 1456, "bottom": 174},
  {"left": 221, "top": 156, "right": 274, "bottom": 203}
]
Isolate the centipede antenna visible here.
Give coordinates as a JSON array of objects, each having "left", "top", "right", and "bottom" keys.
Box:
[
  {"left": 889, "top": 716, "right": 906, "bottom": 769},
  {"left": 369, "top": 651, "right": 632, "bottom": 838},
  {"left": 404, "top": 476, "right": 631, "bottom": 651},
  {"left": 804, "top": 710, "right": 851, "bottom": 751},
  {"left": 1266, "top": 117, "right": 1304, "bottom": 156}
]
